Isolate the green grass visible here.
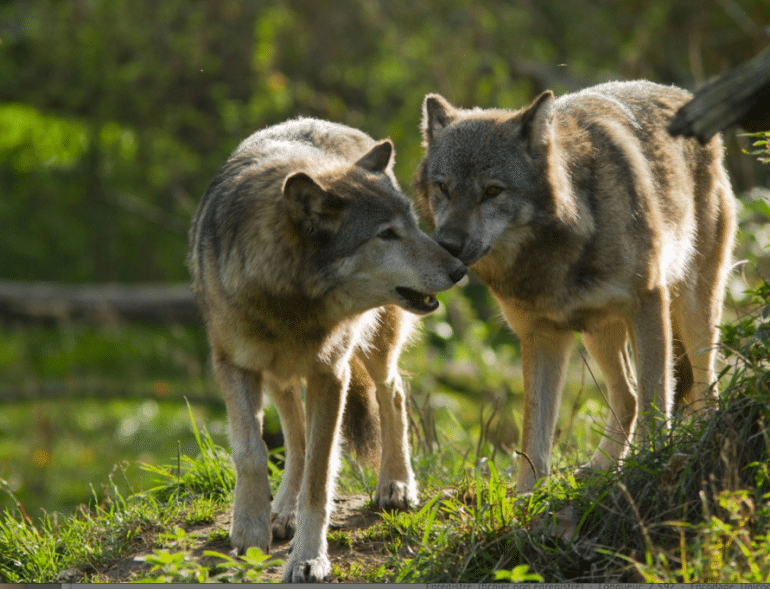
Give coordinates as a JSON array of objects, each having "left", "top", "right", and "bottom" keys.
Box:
[{"left": 0, "top": 405, "right": 278, "bottom": 583}]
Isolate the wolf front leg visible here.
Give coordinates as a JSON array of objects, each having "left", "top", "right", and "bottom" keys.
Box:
[
  {"left": 213, "top": 358, "right": 272, "bottom": 555},
  {"left": 283, "top": 364, "right": 348, "bottom": 583},
  {"left": 516, "top": 327, "right": 574, "bottom": 493},
  {"left": 630, "top": 287, "right": 674, "bottom": 446}
]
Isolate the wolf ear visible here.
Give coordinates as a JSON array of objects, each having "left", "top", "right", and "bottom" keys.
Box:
[
  {"left": 283, "top": 172, "right": 347, "bottom": 237},
  {"left": 519, "top": 90, "right": 555, "bottom": 154},
  {"left": 421, "top": 94, "right": 456, "bottom": 144},
  {"left": 355, "top": 139, "right": 394, "bottom": 174}
]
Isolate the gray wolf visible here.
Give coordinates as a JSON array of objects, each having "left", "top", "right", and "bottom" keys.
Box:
[
  {"left": 188, "top": 118, "right": 466, "bottom": 582},
  {"left": 415, "top": 81, "right": 736, "bottom": 492}
]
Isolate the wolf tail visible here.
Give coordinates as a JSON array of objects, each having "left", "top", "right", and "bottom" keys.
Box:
[{"left": 341, "top": 355, "right": 382, "bottom": 466}]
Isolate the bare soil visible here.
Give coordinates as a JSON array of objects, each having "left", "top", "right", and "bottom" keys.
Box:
[{"left": 92, "top": 494, "right": 392, "bottom": 583}]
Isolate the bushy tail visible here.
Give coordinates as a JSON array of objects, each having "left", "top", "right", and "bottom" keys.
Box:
[{"left": 341, "top": 354, "right": 382, "bottom": 466}]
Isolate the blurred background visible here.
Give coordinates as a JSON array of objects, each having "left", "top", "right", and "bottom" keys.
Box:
[{"left": 1, "top": 0, "right": 769, "bottom": 519}]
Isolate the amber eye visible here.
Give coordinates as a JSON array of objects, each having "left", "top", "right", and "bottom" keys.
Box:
[
  {"left": 377, "top": 228, "right": 399, "bottom": 240},
  {"left": 484, "top": 186, "right": 503, "bottom": 199}
]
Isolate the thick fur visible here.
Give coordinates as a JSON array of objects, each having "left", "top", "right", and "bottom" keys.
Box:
[
  {"left": 189, "top": 118, "right": 465, "bottom": 582},
  {"left": 415, "top": 81, "right": 736, "bottom": 492}
]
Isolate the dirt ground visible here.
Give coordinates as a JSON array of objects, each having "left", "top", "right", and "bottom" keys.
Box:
[{"left": 92, "top": 494, "right": 392, "bottom": 583}]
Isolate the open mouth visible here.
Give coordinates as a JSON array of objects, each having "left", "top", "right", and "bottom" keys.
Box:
[{"left": 396, "top": 286, "right": 439, "bottom": 314}]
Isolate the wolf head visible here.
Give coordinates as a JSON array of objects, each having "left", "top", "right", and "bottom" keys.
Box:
[
  {"left": 284, "top": 139, "right": 466, "bottom": 316},
  {"left": 415, "top": 92, "right": 577, "bottom": 266}
]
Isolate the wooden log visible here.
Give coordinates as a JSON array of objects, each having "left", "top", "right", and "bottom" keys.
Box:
[
  {"left": 669, "top": 46, "right": 770, "bottom": 143},
  {"left": 0, "top": 380, "right": 223, "bottom": 408},
  {"left": 0, "top": 280, "right": 200, "bottom": 325}
]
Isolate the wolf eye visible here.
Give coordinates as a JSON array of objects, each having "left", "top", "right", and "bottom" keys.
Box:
[
  {"left": 484, "top": 186, "right": 503, "bottom": 199},
  {"left": 377, "top": 228, "right": 399, "bottom": 240},
  {"left": 435, "top": 181, "right": 449, "bottom": 195}
]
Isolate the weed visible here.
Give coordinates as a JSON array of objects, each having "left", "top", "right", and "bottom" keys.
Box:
[
  {"left": 137, "top": 530, "right": 280, "bottom": 583},
  {"left": 329, "top": 529, "right": 353, "bottom": 549}
]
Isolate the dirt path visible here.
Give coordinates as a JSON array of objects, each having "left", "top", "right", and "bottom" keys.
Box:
[
  {"left": 96, "top": 494, "right": 391, "bottom": 583},
  {"left": 259, "top": 494, "right": 388, "bottom": 582}
]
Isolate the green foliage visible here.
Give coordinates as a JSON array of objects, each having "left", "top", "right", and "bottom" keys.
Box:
[
  {"left": 0, "top": 104, "right": 87, "bottom": 172},
  {"left": 138, "top": 536, "right": 280, "bottom": 583},
  {"left": 1, "top": 0, "right": 768, "bottom": 282},
  {"left": 744, "top": 131, "right": 770, "bottom": 165},
  {"left": 495, "top": 565, "right": 544, "bottom": 583},
  {"left": 721, "top": 281, "right": 770, "bottom": 365}
]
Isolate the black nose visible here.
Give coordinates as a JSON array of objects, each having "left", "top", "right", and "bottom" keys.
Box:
[
  {"left": 449, "top": 264, "right": 467, "bottom": 284},
  {"left": 437, "top": 236, "right": 464, "bottom": 259}
]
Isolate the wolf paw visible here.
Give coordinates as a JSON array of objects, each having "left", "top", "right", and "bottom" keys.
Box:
[
  {"left": 271, "top": 510, "right": 296, "bottom": 540},
  {"left": 283, "top": 556, "right": 331, "bottom": 583},
  {"left": 375, "top": 480, "right": 417, "bottom": 511},
  {"left": 230, "top": 510, "right": 271, "bottom": 555}
]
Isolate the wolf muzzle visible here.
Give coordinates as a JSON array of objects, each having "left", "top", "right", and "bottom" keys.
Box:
[{"left": 434, "top": 227, "right": 489, "bottom": 266}]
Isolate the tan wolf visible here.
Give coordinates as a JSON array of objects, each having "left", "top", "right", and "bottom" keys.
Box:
[
  {"left": 415, "top": 81, "right": 736, "bottom": 493},
  {"left": 188, "top": 118, "right": 466, "bottom": 582}
]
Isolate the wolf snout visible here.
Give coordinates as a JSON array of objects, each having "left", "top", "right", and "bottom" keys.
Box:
[
  {"left": 435, "top": 227, "right": 488, "bottom": 266},
  {"left": 432, "top": 232, "right": 467, "bottom": 284},
  {"left": 436, "top": 231, "right": 466, "bottom": 260},
  {"left": 449, "top": 262, "right": 467, "bottom": 284}
]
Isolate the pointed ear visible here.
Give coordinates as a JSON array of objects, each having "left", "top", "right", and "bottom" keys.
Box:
[
  {"left": 421, "top": 93, "right": 456, "bottom": 144},
  {"left": 519, "top": 90, "right": 555, "bottom": 154},
  {"left": 283, "top": 172, "right": 347, "bottom": 237},
  {"left": 355, "top": 139, "right": 394, "bottom": 173}
]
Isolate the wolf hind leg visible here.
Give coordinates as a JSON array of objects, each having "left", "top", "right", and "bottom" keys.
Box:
[
  {"left": 268, "top": 379, "right": 305, "bottom": 541},
  {"left": 671, "top": 282, "right": 724, "bottom": 417},
  {"left": 581, "top": 321, "right": 637, "bottom": 472},
  {"left": 672, "top": 187, "right": 734, "bottom": 416},
  {"left": 214, "top": 357, "right": 272, "bottom": 554},
  {"left": 360, "top": 306, "right": 417, "bottom": 511},
  {"left": 630, "top": 287, "right": 674, "bottom": 446}
]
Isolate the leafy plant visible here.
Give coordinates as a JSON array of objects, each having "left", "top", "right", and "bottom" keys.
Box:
[
  {"left": 744, "top": 131, "right": 770, "bottom": 165},
  {"left": 138, "top": 532, "right": 280, "bottom": 583}
]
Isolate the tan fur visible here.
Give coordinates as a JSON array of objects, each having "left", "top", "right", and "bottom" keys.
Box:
[
  {"left": 189, "top": 118, "right": 465, "bottom": 581},
  {"left": 415, "top": 81, "right": 736, "bottom": 492}
]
